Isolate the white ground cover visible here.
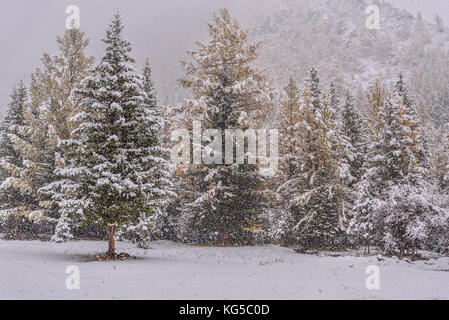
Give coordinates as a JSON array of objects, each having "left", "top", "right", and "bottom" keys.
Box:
[{"left": 0, "top": 239, "right": 448, "bottom": 300}]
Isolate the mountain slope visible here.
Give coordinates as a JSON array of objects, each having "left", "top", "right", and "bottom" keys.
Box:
[{"left": 248, "top": 0, "right": 449, "bottom": 124}]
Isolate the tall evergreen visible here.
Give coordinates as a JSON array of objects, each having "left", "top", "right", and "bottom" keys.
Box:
[
  {"left": 348, "top": 88, "right": 440, "bottom": 254},
  {"left": 309, "top": 67, "right": 322, "bottom": 111},
  {"left": 278, "top": 68, "right": 347, "bottom": 249},
  {"left": 395, "top": 75, "right": 431, "bottom": 173},
  {"left": 339, "top": 91, "right": 366, "bottom": 188},
  {"left": 48, "top": 14, "right": 172, "bottom": 256},
  {"left": 278, "top": 77, "right": 302, "bottom": 181},
  {"left": 329, "top": 82, "right": 340, "bottom": 117},
  {"left": 274, "top": 77, "right": 303, "bottom": 242},
  {"left": 117, "top": 59, "right": 175, "bottom": 248}
]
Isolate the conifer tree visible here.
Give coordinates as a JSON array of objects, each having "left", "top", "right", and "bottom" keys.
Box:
[
  {"left": 49, "top": 15, "right": 173, "bottom": 256},
  {"left": 395, "top": 75, "right": 431, "bottom": 173},
  {"left": 339, "top": 91, "right": 366, "bottom": 188},
  {"left": 348, "top": 88, "right": 442, "bottom": 254},
  {"left": 117, "top": 59, "right": 175, "bottom": 248},
  {"left": 278, "top": 68, "right": 347, "bottom": 249},
  {"left": 0, "top": 83, "right": 38, "bottom": 237},
  {"left": 278, "top": 77, "right": 302, "bottom": 181},
  {"left": 329, "top": 82, "right": 340, "bottom": 117},
  {"left": 274, "top": 77, "right": 303, "bottom": 242},
  {"left": 177, "top": 9, "right": 275, "bottom": 245},
  {"left": 2, "top": 29, "right": 94, "bottom": 235},
  {"left": 435, "top": 14, "right": 444, "bottom": 33}
]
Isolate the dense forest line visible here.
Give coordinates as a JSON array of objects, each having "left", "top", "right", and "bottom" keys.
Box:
[{"left": 0, "top": 9, "right": 448, "bottom": 258}]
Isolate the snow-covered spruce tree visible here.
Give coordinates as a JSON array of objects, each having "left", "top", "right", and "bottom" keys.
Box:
[
  {"left": 348, "top": 88, "right": 444, "bottom": 255},
  {"left": 309, "top": 67, "right": 322, "bottom": 112},
  {"left": 177, "top": 9, "right": 275, "bottom": 245},
  {"left": 0, "top": 82, "right": 37, "bottom": 238},
  {"left": 278, "top": 77, "right": 302, "bottom": 183},
  {"left": 277, "top": 69, "right": 348, "bottom": 250},
  {"left": 434, "top": 124, "right": 449, "bottom": 190},
  {"left": 395, "top": 75, "right": 431, "bottom": 174},
  {"left": 337, "top": 91, "right": 367, "bottom": 232},
  {"left": 329, "top": 82, "right": 340, "bottom": 117},
  {"left": 339, "top": 91, "right": 366, "bottom": 189},
  {"left": 430, "top": 124, "right": 449, "bottom": 252},
  {"left": 49, "top": 14, "right": 173, "bottom": 256},
  {"left": 116, "top": 59, "right": 175, "bottom": 248},
  {"left": 2, "top": 29, "right": 94, "bottom": 240},
  {"left": 149, "top": 100, "right": 184, "bottom": 242}
]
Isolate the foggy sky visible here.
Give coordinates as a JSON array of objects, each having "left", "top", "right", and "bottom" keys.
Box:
[{"left": 0, "top": 0, "right": 448, "bottom": 115}]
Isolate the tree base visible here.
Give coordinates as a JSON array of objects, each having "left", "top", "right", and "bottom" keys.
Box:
[{"left": 93, "top": 252, "right": 136, "bottom": 261}]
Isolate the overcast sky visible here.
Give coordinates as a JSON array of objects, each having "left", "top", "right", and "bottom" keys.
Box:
[{"left": 0, "top": 0, "right": 448, "bottom": 114}]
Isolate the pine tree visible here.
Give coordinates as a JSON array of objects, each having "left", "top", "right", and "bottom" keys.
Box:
[
  {"left": 177, "top": 9, "right": 275, "bottom": 245},
  {"left": 339, "top": 91, "right": 366, "bottom": 188},
  {"left": 429, "top": 123, "right": 449, "bottom": 252},
  {"left": 274, "top": 77, "right": 303, "bottom": 242},
  {"left": 49, "top": 14, "right": 173, "bottom": 256},
  {"left": 278, "top": 68, "right": 347, "bottom": 250},
  {"left": 434, "top": 124, "right": 449, "bottom": 190},
  {"left": 329, "top": 82, "right": 340, "bottom": 117},
  {"left": 0, "top": 82, "right": 38, "bottom": 238},
  {"left": 395, "top": 75, "right": 431, "bottom": 175},
  {"left": 117, "top": 59, "right": 175, "bottom": 248},
  {"left": 278, "top": 77, "right": 302, "bottom": 181},
  {"left": 309, "top": 67, "right": 322, "bottom": 112},
  {"left": 348, "top": 89, "right": 440, "bottom": 255},
  {"left": 435, "top": 14, "right": 444, "bottom": 33}
]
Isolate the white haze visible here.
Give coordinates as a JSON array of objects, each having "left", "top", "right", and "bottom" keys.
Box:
[{"left": 0, "top": 0, "right": 448, "bottom": 114}]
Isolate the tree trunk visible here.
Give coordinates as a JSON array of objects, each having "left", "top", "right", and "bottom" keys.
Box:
[{"left": 105, "top": 227, "right": 116, "bottom": 256}]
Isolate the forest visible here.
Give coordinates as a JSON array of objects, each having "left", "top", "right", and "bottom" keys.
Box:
[{"left": 0, "top": 8, "right": 448, "bottom": 261}]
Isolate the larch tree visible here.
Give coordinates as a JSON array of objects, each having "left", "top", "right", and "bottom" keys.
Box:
[
  {"left": 274, "top": 77, "right": 303, "bottom": 242},
  {"left": 2, "top": 29, "right": 94, "bottom": 236},
  {"left": 0, "top": 29, "right": 93, "bottom": 238},
  {"left": 177, "top": 9, "right": 275, "bottom": 245},
  {"left": 278, "top": 77, "right": 302, "bottom": 181},
  {"left": 117, "top": 59, "right": 175, "bottom": 248}
]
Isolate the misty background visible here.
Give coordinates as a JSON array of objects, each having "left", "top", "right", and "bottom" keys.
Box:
[{"left": 0, "top": 0, "right": 448, "bottom": 115}]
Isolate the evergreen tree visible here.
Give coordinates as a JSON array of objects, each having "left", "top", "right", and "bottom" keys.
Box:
[
  {"left": 274, "top": 77, "right": 303, "bottom": 242},
  {"left": 429, "top": 123, "right": 449, "bottom": 252},
  {"left": 395, "top": 75, "right": 415, "bottom": 118},
  {"left": 395, "top": 75, "right": 431, "bottom": 174},
  {"left": 117, "top": 59, "right": 175, "bottom": 248},
  {"left": 435, "top": 14, "right": 445, "bottom": 33},
  {"left": 0, "top": 83, "right": 38, "bottom": 238},
  {"left": 177, "top": 9, "right": 275, "bottom": 245},
  {"left": 339, "top": 91, "right": 366, "bottom": 188},
  {"left": 278, "top": 77, "right": 302, "bottom": 181},
  {"left": 48, "top": 14, "right": 173, "bottom": 256},
  {"left": 348, "top": 89, "right": 442, "bottom": 254},
  {"left": 309, "top": 67, "right": 322, "bottom": 112},
  {"left": 278, "top": 68, "right": 347, "bottom": 250},
  {"left": 329, "top": 82, "right": 340, "bottom": 117},
  {"left": 2, "top": 29, "right": 94, "bottom": 237}
]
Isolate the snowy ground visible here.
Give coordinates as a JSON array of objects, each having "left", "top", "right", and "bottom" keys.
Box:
[{"left": 1, "top": 239, "right": 449, "bottom": 300}]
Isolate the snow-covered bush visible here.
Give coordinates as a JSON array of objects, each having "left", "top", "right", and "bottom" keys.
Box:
[{"left": 374, "top": 184, "right": 447, "bottom": 255}]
